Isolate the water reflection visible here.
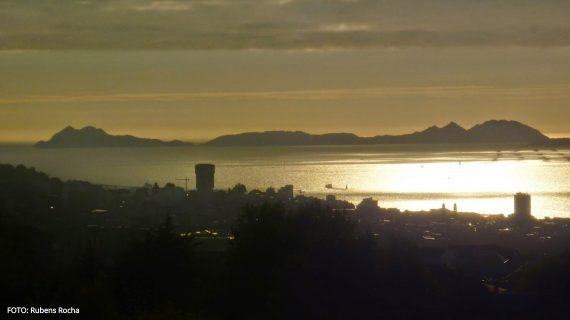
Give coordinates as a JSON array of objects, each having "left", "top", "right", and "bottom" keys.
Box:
[{"left": 0, "top": 145, "right": 569, "bottom": 218}]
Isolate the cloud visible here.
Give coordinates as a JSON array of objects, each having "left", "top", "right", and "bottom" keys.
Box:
[
  {"left": 2, "top": 84, "right": 570, "bottom": 105},
  {"left": 1, "top": 0, "right": 570, "bottom": 50},
  {"left": 275, "top": 0, "right": 295, "bottom": 6},
  {"left": 133, "top": 1, "right": 193, "bottom": 12},
  {"left": 319, "top": 23, "right": 372, "bottom": 33}
]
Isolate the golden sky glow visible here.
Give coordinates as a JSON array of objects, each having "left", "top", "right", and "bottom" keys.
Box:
[{"left": 1, "top": 1, "right": 570, "bottom": 142}]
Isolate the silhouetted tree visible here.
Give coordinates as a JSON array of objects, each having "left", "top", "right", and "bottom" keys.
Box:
[
  {"left": 114, "top": 213, "right": 199, "bottom": 317},
  {"left": 265, "top": 187, "right": 276, "bottom": 197},
  {"left": 230, "top": 183, "right": 247, "bottom": 195},
  {"left": 224, "top": 201, "right": 442, "bottom": 320},
  {"left": 512, "top": 251, "right": 570, "bottom": 317}
]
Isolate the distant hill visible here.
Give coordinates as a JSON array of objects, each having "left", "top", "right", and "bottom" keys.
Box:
[
  {"left": 207, "top": 120, "right": 550, "bottom": 146},
  {"left": 37, "top": 120, "right": 552, "bottom": 148},
  {"left": 542, "top": 138, "right": 570, "bottom": 148},
  {"left": 206, "top": 131, "right": 362, "bottom": 146},
  {"left": 467, "top": 120, "right": 549, "bottom": 144},
  {"left": 365, "top": 121, "right": 470, "bottom": 144},
  {"left": 36, "top": 126, "right": 191, "bottom": 148}
]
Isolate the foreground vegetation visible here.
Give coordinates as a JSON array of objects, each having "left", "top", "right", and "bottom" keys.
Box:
[{"left": 1, "top": 164, "right": 570, "bottom": 319}]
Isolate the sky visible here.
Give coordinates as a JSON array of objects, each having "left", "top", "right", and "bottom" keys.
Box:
[{"left": 1, "top": 0, "right": 570, "bottom": 142}]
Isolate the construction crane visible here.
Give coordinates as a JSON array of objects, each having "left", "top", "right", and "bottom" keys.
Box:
[{"left": 176, "top": 178, "right": 191, "bottom": 193}]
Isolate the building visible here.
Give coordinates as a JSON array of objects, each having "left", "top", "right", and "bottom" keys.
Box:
[
  {"left": 514, "top": 193, "right": 531, "bottom": 218},
  {"left": 358, "top": 197, "right": 379, "bottom": 210},
  {"left": 278, "top": 185, "right": 294, "bottom": 201},
  {"left": 511, "top": 193, "right": 533, "bottom": 224},
  {"left": 354, "top": 197, "right": 382, "bottom": 225},
  {"left": 195, "top": 163, "right": 215, "bottom": 192}
]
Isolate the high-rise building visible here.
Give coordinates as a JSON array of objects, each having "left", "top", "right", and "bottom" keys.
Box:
[
  {"left": 514, "top": 193, "right": 531, "bottom": 218},
  {"left": 195, "top": 163, "right": 215, "bottom": 192}
]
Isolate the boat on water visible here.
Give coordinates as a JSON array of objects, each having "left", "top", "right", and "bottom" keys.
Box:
[{"left": 325, "top": 184, "right": 348, "bottom": 190}]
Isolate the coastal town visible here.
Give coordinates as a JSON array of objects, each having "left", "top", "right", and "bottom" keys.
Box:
[{"left": 3, "top": 161, "right": 570, "bottom": 318}]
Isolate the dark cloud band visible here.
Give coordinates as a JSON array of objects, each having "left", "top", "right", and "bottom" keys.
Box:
[{"left": 1, "top": 0, "right": 570, "bottom": 50}]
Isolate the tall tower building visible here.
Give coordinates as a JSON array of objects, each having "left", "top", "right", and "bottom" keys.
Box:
[
  {"left": 195, "top": 163, "right": 215, "bottom": 192},
  {"left": 514, "top": 193, "right": 531, "bottom": 218}
]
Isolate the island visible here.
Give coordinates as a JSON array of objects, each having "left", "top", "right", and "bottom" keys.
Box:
[
  {"left": 206, "top": 120, "right": 550, "bottom": 146},
  {"left": 35, "top": 126, "right": 192, "bottom": 148},
  {"left": 37, "top": 120, "right": 565, "bottom": 148}
]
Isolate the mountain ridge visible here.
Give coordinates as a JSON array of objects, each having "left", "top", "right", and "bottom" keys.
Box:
[
  {"left": 36, "top": 120, "right": 554, "bottom": 148},
  {"left": 36, "top": 126, "right": 192, "bottom": 148},
  {"left": 206, "top": 120, "right": 550, "bottom": 146}
]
